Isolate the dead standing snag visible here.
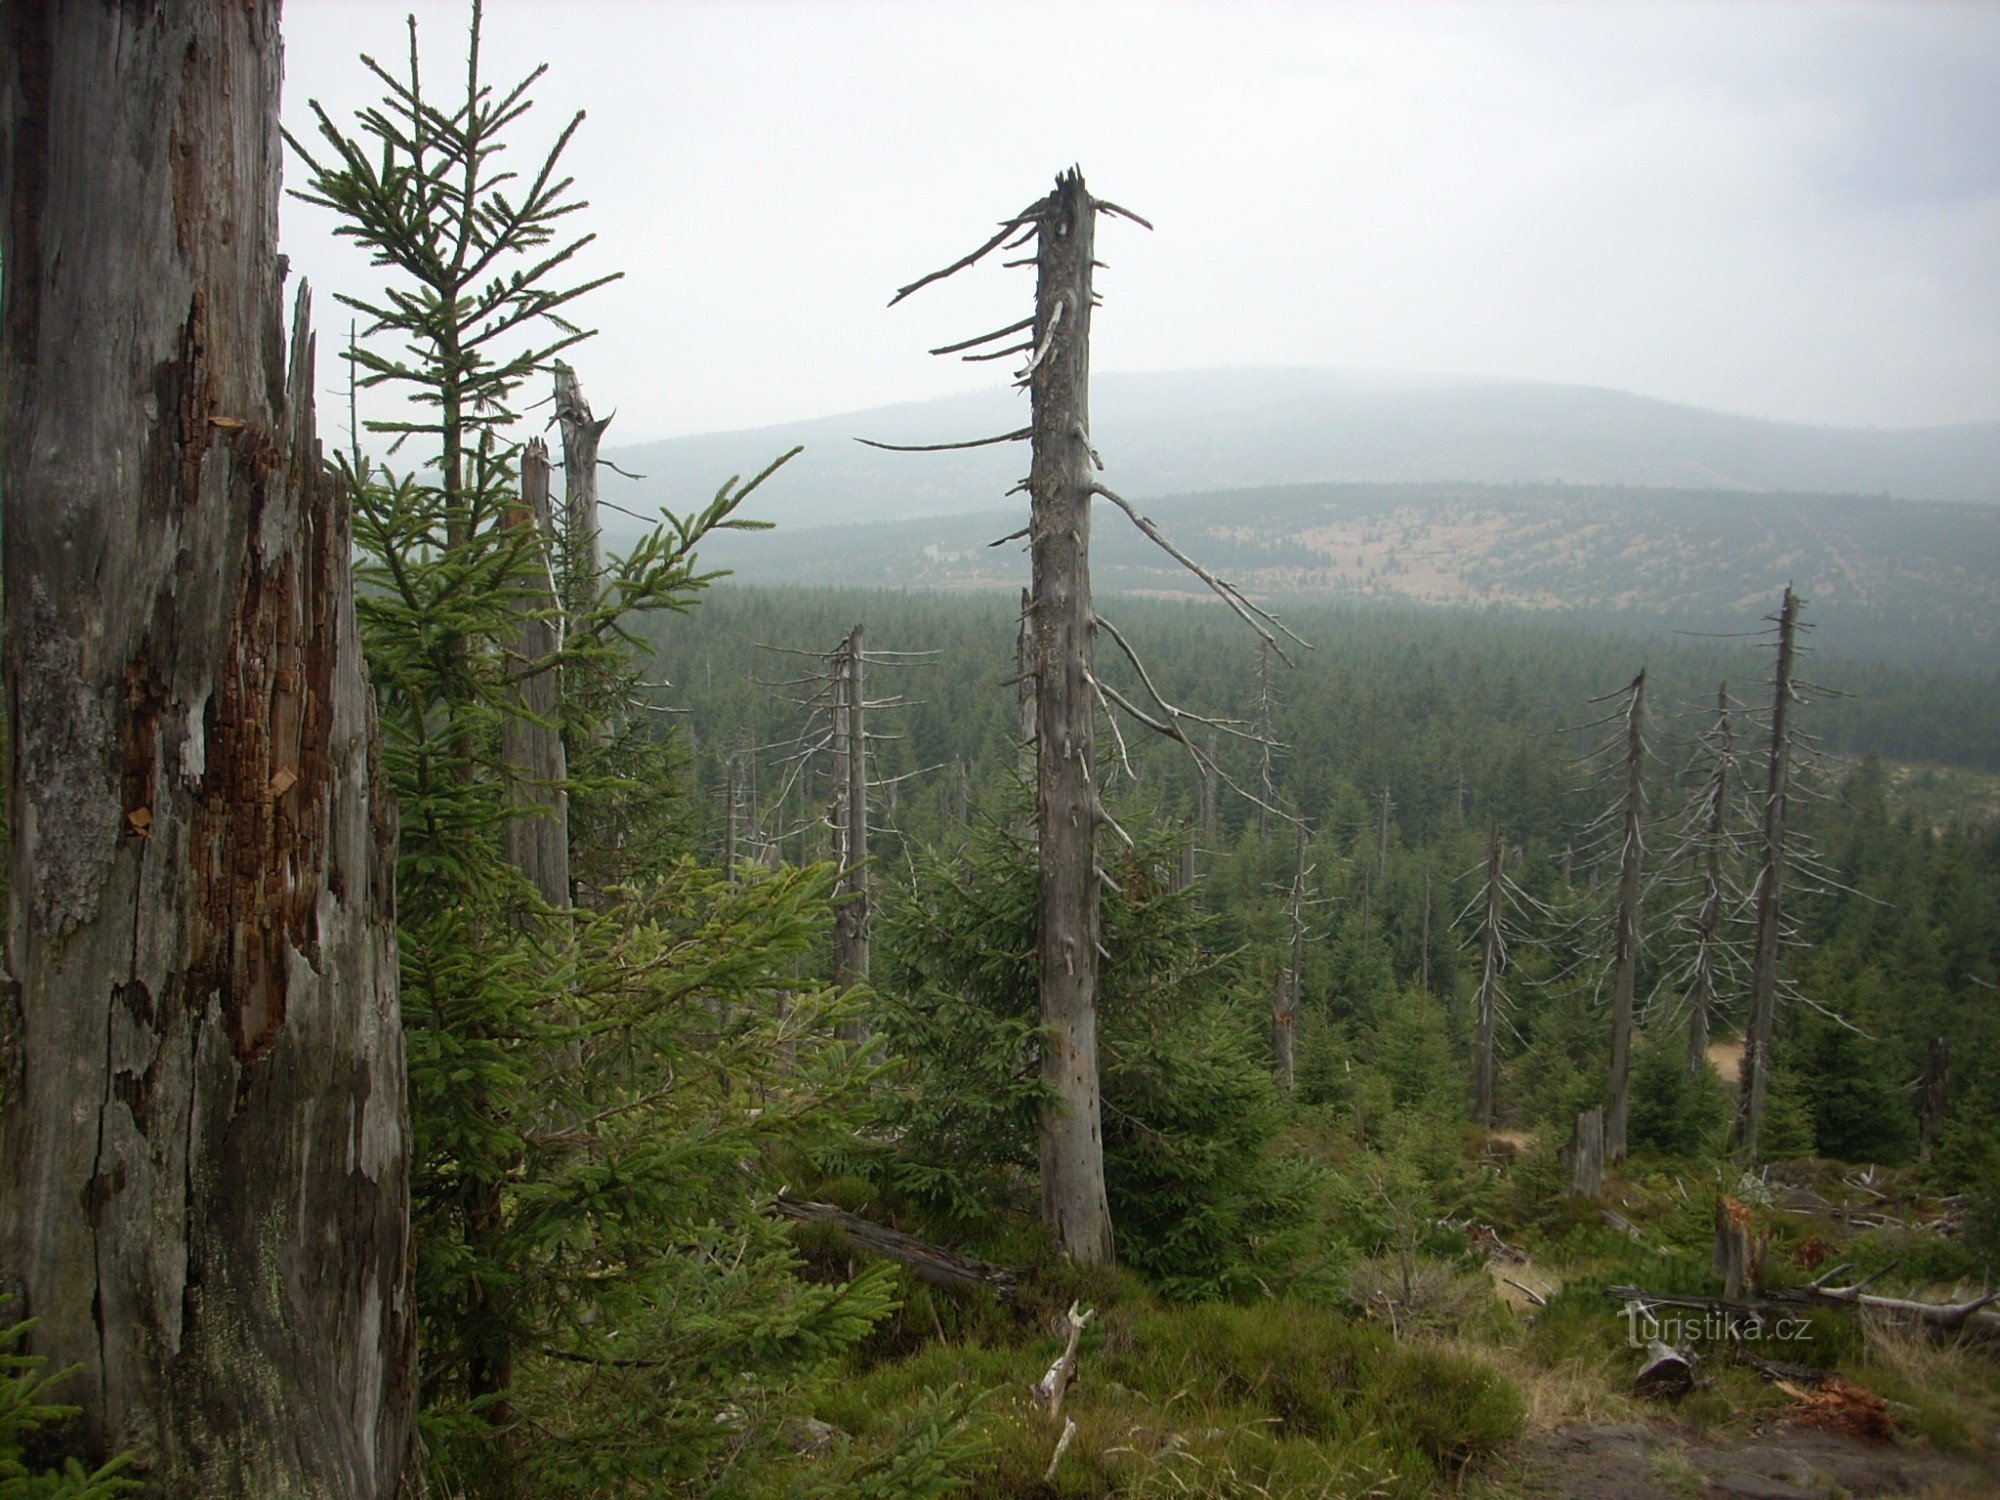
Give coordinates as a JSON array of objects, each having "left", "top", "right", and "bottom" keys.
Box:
[{"left": 875, "top": 170, "right": 1301, "bottom": 1265}]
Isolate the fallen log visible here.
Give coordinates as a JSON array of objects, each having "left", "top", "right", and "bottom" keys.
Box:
[
  {"left": 773, "top": 1191, "right": 1022, "bottom": 1297},
  {"left": 1635, "top": 1340, "right": 1702, "bottom": 1399},
  {"left": 1604, "top": 1281, "right": 2000, "bottom": 1340}
]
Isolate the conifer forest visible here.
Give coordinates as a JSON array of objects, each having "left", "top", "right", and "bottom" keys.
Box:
[{"left": 3, "top": 4, "right": 1998, "bottom": 1497}]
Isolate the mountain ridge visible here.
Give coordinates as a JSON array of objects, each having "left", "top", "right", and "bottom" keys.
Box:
[{"left": 598, "top": 367, "right": 2000, "bottom": 532}]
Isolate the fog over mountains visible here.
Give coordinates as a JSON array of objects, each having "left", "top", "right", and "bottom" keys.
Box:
[
  {"left": 600, "top": 368, "right": 2000, "bottom": 534},
  {"left": 589, "top": 368, "right": 2000, "bottom": 672}
]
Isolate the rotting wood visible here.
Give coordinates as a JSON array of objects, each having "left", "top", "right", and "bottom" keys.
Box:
[
  {"left": 1714, "top": 1194, "right": 1758, "bottom": 1300},
  {"left": 0, "top": 3, "right": 413, "bottom": 1489},
  {"left": 771, "top": 1192, "right": 1020, "bottom": 1296}
]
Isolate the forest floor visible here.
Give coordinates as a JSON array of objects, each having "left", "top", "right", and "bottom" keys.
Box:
[{"left": 1483, "top": 1417, "right": 1995, "bottom": 1498}]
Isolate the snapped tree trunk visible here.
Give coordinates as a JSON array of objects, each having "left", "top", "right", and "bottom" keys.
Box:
[
  {"left": 1567, "top": 1107, "right": 1606, "bottom": 1198},
  {"left": 554, "top": 361, "right": 608, "bottom": 629},
  {"left": 1736, "top": 588, "right": 1800, "bottom": 1163},
  {"left": 0, "top": 3, "right": 414, "bottom": 1490},
  {"left": 1606, "top": 669, "right": 1647, "bottom": 1161},
  {"left": 1030, "top": 172, "right": 1114, "bottom": 1266},
  {"left": 1713, "top": 1195, "right": 1757, "bottom": 1300},
  {"left": 500, "top": 438, "right": 572, "bottom": 910}
]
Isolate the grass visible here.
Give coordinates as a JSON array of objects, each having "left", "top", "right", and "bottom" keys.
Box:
[
  {"left": 808, "top": 1292, "right": 1522, "bottom": 1498},
  {"left": 778, "top": 1132, "right": 2000, "bottom": 1496}
]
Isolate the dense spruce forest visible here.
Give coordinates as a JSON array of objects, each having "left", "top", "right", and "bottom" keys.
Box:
[{"left": 5, "top": 4, "right": 1998, "bottom": 1499}]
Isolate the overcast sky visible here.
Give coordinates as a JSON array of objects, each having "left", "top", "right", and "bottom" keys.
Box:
[{"left": 279, "top": 1, "right": 2000, "bottom": 444}]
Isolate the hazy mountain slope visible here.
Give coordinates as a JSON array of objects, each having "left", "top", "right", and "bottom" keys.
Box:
[
  {"left": 600, "top": 369, "right": 2000, "bottom": 531},
  {"left": 687, "top": 480, "right": 2000, "bottom": 671}
]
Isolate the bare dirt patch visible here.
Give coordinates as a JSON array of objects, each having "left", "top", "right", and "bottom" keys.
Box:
[{"left": 1481, "top": 1418, "right": 1994, "bottom": 1498}]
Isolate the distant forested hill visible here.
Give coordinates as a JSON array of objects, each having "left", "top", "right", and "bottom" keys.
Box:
[
  {"left": 683, "top": 481, "right": 2000, "bottom": 673},
  {"left": 602, "top": 368, "right": 2000, "bottom": 532}
]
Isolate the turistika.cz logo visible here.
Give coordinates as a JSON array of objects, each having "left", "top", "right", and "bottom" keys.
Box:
[{"left": 1621, "top": 1299, "right": 1813, "bottom": 1349}]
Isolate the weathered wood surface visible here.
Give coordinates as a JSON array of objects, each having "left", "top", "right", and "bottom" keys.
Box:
[
  {"left": 772, "top": 1193, "right": 1020, "bottom": 1296},
  {"left": 1713, "top": 1194, "right": 1757, "bottom": 1300},
  {"left": 0, "top": 2, "right": 414, "bottom": 1491},
  {"left": 1030, "top": 171, "right": 1115, "bottom": 1266},
  {"left": 501, "top": 438, "right": 572, "bottom": 910},
  {"left": 553, "top": 361, "right": 608, "bottom": 625},
  {"left": 1566, "top": 1106, "right": 1606, "bottom": 1198}
]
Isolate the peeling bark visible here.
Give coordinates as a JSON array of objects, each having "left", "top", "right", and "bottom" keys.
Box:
[{"left": 0, "top": 4, "right": 413, "bottom": 1492}]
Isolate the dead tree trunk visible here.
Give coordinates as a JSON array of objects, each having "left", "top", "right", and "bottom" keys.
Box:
[
  {"left": 501, "top": 438, "right": 572, "bottom": 909},
  {"left": 1201, "top": 728, "right": 1219, "bottom": 841},
  {"left": 1567, "top": 1107, "right": 1606, "bottom": 1197},
  {"left": 1685, "top": 684, "right": 1735, "bottom": 1079},
  {"left": 1606, "top": 669, "right": 1647, "bottom": 1161},
  {"left": 554, "top": 361, "right": 608, "bottom": 627},
  {"left": 723, "top": 754, "right": 740, "bottom": 881},
  {"left": 1917, "top": 1036, "right": 1948, "bottom": 1158},
  {"left": 1256, "top": 642, "right": 1275, "bottom": 840},
  {"left": 1713, "top": 1195, "right": 1757, "bottom": 1299},
  {"left": 1376, "top": 787, "right": 1392, "bottom": 885},
  {"left": 831, "top": 626, "right": 870, "bottom": 1040},
  {"left": 1419, "top": 861, "right": 1433, "bottom": 995},
  {"left": 1474, "top": 826, "right": 1506, "bottom": 1130},
  {"left": 1029, "top": 172, "right": 1116, "bottom": 1265},
  {"left": 1736, "top": 587, "right": 1800, "bottom": 1163},
  {"left": 1273, "top": 828, "right": 1307, "bottom": 1092},
  {"left": 1016, "top": 586, "right": 1038, "bottom": 768},
  {"left": 0, "top": 4, "right": 413, "bottom": 1489}
]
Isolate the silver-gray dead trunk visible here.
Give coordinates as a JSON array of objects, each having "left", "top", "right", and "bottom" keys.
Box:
[
  {"left": 1273, "top": 829, "right": 1307, "bottom": 1092},
  {"left": 830, "top": 626, "right": 870, "bottom": 1041},
  {"left": 1606, "top": 669, "right": 1647, "bottom": 1161},
  {"left": 501, "top": 438, "right": 572, "bottom": 910},
  {"left": 0, "top": 2, "right": 413, "bottom": 1490},
  {"left": 1735, "top": 588, "right": 1801, "bottom": 1163},
  {"left": 1684, "top": 684, "right": 1734, "bottom": 1078},
  {"left": 554, "top": 361, "right": 607, "bottom": 628},
  {"left": 1474, "top": 827, "right": 1505, "bottom": 1131},
  {"left": 1030, "top": 173, "right": 1115, "bottom": 1265}
]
